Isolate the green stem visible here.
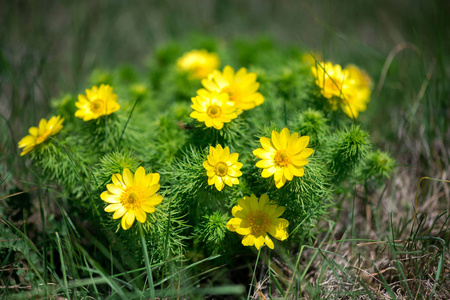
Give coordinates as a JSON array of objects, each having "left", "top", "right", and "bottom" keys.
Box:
[
  {"left": 247, "top": 248, "right": 261, "bottom": 300},
  {"left": 138, "top": 222, "right": 155, "bottom": 299}
]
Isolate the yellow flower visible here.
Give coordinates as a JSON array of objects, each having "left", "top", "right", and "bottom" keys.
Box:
[
  {"left": 100, "top": 166, "right": 163, "bottom": 230},
  {"left": 18, "top": 116, "right": 64, "bottom": 156},
  {"left": 311, "top": 61, "right": 348, "bottom": 99},
  {"left": 253, "top": 128, "right": 313, "bottom": 188},
  {"left": 203, "top": 144, "right": 243, "bottom": 191},
  {"left": 75, "top": 84, "right": 120, "bottom": 121},
  {"left": 177, "top": 49, "right": 220, "bottom": 79},
  {"left": 190, "top": 90, "right": 238, "bottom": 129},
  {"left": 311, "top": 62, "right": 372, "bottom": 119},
  {"left": 341, "top": 64, "right": 372, "bottom": 119},
  {"left": 227, "top": 194, "right": 289, "bottom": 250},
  {"left": 200, "top": 65, "right": 264, "bottom": 111}
]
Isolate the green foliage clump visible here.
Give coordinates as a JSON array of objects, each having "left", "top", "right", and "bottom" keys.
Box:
[
  {"left": 194, "top": 212, "right": 229, "bottom": 255},
  {"left": 327, "top": 125, "right": 372, "bottom": 184},
  {"left": 93, "top": 150, "right": 140, "bottom": 189},
  {"left": 358, "top": 150, "right": 396, "bottom": 184}
]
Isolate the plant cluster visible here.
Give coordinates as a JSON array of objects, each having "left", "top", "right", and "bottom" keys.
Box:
[{"left": 14, "top": 36, "right": 395, "bottom": 286}]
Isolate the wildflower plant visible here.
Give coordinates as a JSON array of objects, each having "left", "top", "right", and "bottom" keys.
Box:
[
  {"left": 75, "top": 84, "right": 120, "bottom": 121},
  {"left": 311, "top": 61, "right": 372, "bottom": 119},
  {"left": 14, "top": 36, "right": 396, "bottom": 295},
  {"left": 18, "top": 115, "right": 64, "bottom": 156},
  {"left": 203, "top": 144, "right": 243, "bottom": 191},
  {"left": 227, "top": 194, "right": 289, "bottom": 250},
  {"left": 253, "top": 127, "right": 313, "bottom": 188},
  {"left": 100, "top": 166, "right": 163, "bottom": 230}
]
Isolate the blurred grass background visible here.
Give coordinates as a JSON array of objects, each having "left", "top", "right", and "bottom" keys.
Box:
[
  {"left": 2, "top": 0, "right": 449, "bottom": 190},
  {"left": 1, "top": 0, "right": 448, "bottom": 147},
  {"left": 1, "top": 0, "right": 450, "bottom": 298}
]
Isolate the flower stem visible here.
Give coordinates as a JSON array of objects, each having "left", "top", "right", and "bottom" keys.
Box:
[
  {"left": 138, "top": 222, "right": 155, "bottom": 299},
  {"left": 247, "top": 248, "right": 261, "bottom": 300}
]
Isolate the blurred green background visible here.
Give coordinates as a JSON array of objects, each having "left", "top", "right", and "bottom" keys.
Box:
[{"left": 1, "top": 0, "right": 449, "bottom": 181}]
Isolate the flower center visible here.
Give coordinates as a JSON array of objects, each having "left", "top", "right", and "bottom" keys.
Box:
[
  {"left": 207, "top": 105, "right": 222, "bottom": 118},
  {"left": 274, "top": 150, "right": 291, "bottom": 167},
  {"left": 247, "top": 210, "right": 271, "bottom": 236},
  {"left": 121, "top": 187, "right": 143, "bottom": 210},
  {"left": 215, "top": 162, "right": 228, "bottom": 177},
  {"left": 90, "top": 99, "right": 105, "bottom": 113}
]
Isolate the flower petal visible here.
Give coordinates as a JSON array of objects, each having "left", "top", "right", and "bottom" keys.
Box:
[
  {"left": 135, "top": 209, "right": 147, "bottom": 223},
  {"left": 123, "top": 168, "right": 134, "bottom": 186},
  {"left": 242, "top": 235, "right": 255, "bottom": 247},
  {"left": 264, "top": 235, "right": 274, "bottom": 249}
]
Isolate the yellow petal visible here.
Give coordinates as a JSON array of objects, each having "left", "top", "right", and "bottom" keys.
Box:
[
  {"left": 254, "top": 236, "right": 265, "bottom": 250},
  {"left": 228, "top": 153, "right": 239, "bottom": 164},
  {"left": 259, "top": 194, "right": 270, "bottom": 208},
  {"left": 223, "top": 65, "right": 235, "bottom": 82},
  {"left": 264, "top": 235, "right": 275, "bottom": 249},
  {"left": 284, "top": 167, "right": 293, "bottom": 181},
  {"left": 135, "top": 209, "right": 147, "bottom": 223},
  {"left": 287, "top": 132, "right": 299, "bottom": 152},
  {"left": 123, "top": 168, "right": 134, "bottom": 186},
  {"left": 134, "top": 166, "right": 146, "bottom": 186},
  {"left": 214, "top": 177, "right": 224, "bottom": 191},
  {"left": 125, "top": 211, "right": 136, "bottom": 229},
  {"left": 300, "top": 148, "right": 314, "bottom": 158},
  {"left": 248, "top": 194, "right": 259, "bottom": 211},
  {"left": 295, "top": 136, "right": 310, "bottom": 153},
  {"left": 148, "top": 173, "right": 160, "bottom": 186},
  {"left": 145, "top": 184, "right": 160, "bottom": 197},
  {"left": 260, "top": 137, "right": 274, "bottom": 151},
  {"left": 113, "top": 206, "right": 127, "bottom": 219},
  {"left": 275, "top": 177, "right": 286, "bottom": 188},
  {"left": 236, "top": 227, "right": 251, "bottom": 235},
  {"left": 100, "top": 191, "right": 116, "bottom": 202},
  {"left": 141, "top": 203, "right": 156, "bottom": 213},
  {"left": 271, "top": 130, "right": 281, "bottom": 150},
  {"left": 107, "top": 184, "right": 124, "bottom": 195},
  {"left": 28, "top": 127, "right": 38, "bottom": 136},
  {"left": 268, "top": 206, "right": 286, "bottom": 218},
  {"left": 279, "top": 128, "right": 291, "bottom": 148},
  {"left": 256, "top": 159, "right": 274, "bottom": 169},
  {"left": 105, "top": 203, "right": 122, "bottom": 212},
  {"left": 146, "top": 194, "right": 163, "bottom": 206},
  {"left": 112, "top": 174, "right": 124, "bottom": 187},
  {"left": 274, "top": 169, "right": 283, "bottom": 182},
  {"left": 253, "top": 148, "right": 275, "bottom": 160},
  {"left": 261, "top": 166, "right": 276, "bottom": 178},
  {"left": 242, "top": 235, "right": 255, "bottom": 247},
  {"left": 291, "top": 157, "right": 309, "bottom": 167}
]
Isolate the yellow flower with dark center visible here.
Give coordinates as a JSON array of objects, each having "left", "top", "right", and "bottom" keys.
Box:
[
  {"left": 18, "top": 115, "right": 64, "bottom": 156},
  {"left": 177, "top": 49, "right": 220, "bottom": 79},
  {"left": 200, "top": 65, "right": 264, "bottom": 111},
  {"left": 100, "top": 166, "right": 162, "bottom": 230},
  {"left": 203, "top": 144, "right": 243, "bottom": 191},
  {"left": 75, "top": 84, "right": 120, "bottom": 121},
  {"left": 253, "top": 128, "right": 313, "bottom": 188},
  {"left": 190, "top": 90, "right": 238, "bottom": 129},
  {"left": 227, "top": 194, "right": 289, "bottom": 250}
]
